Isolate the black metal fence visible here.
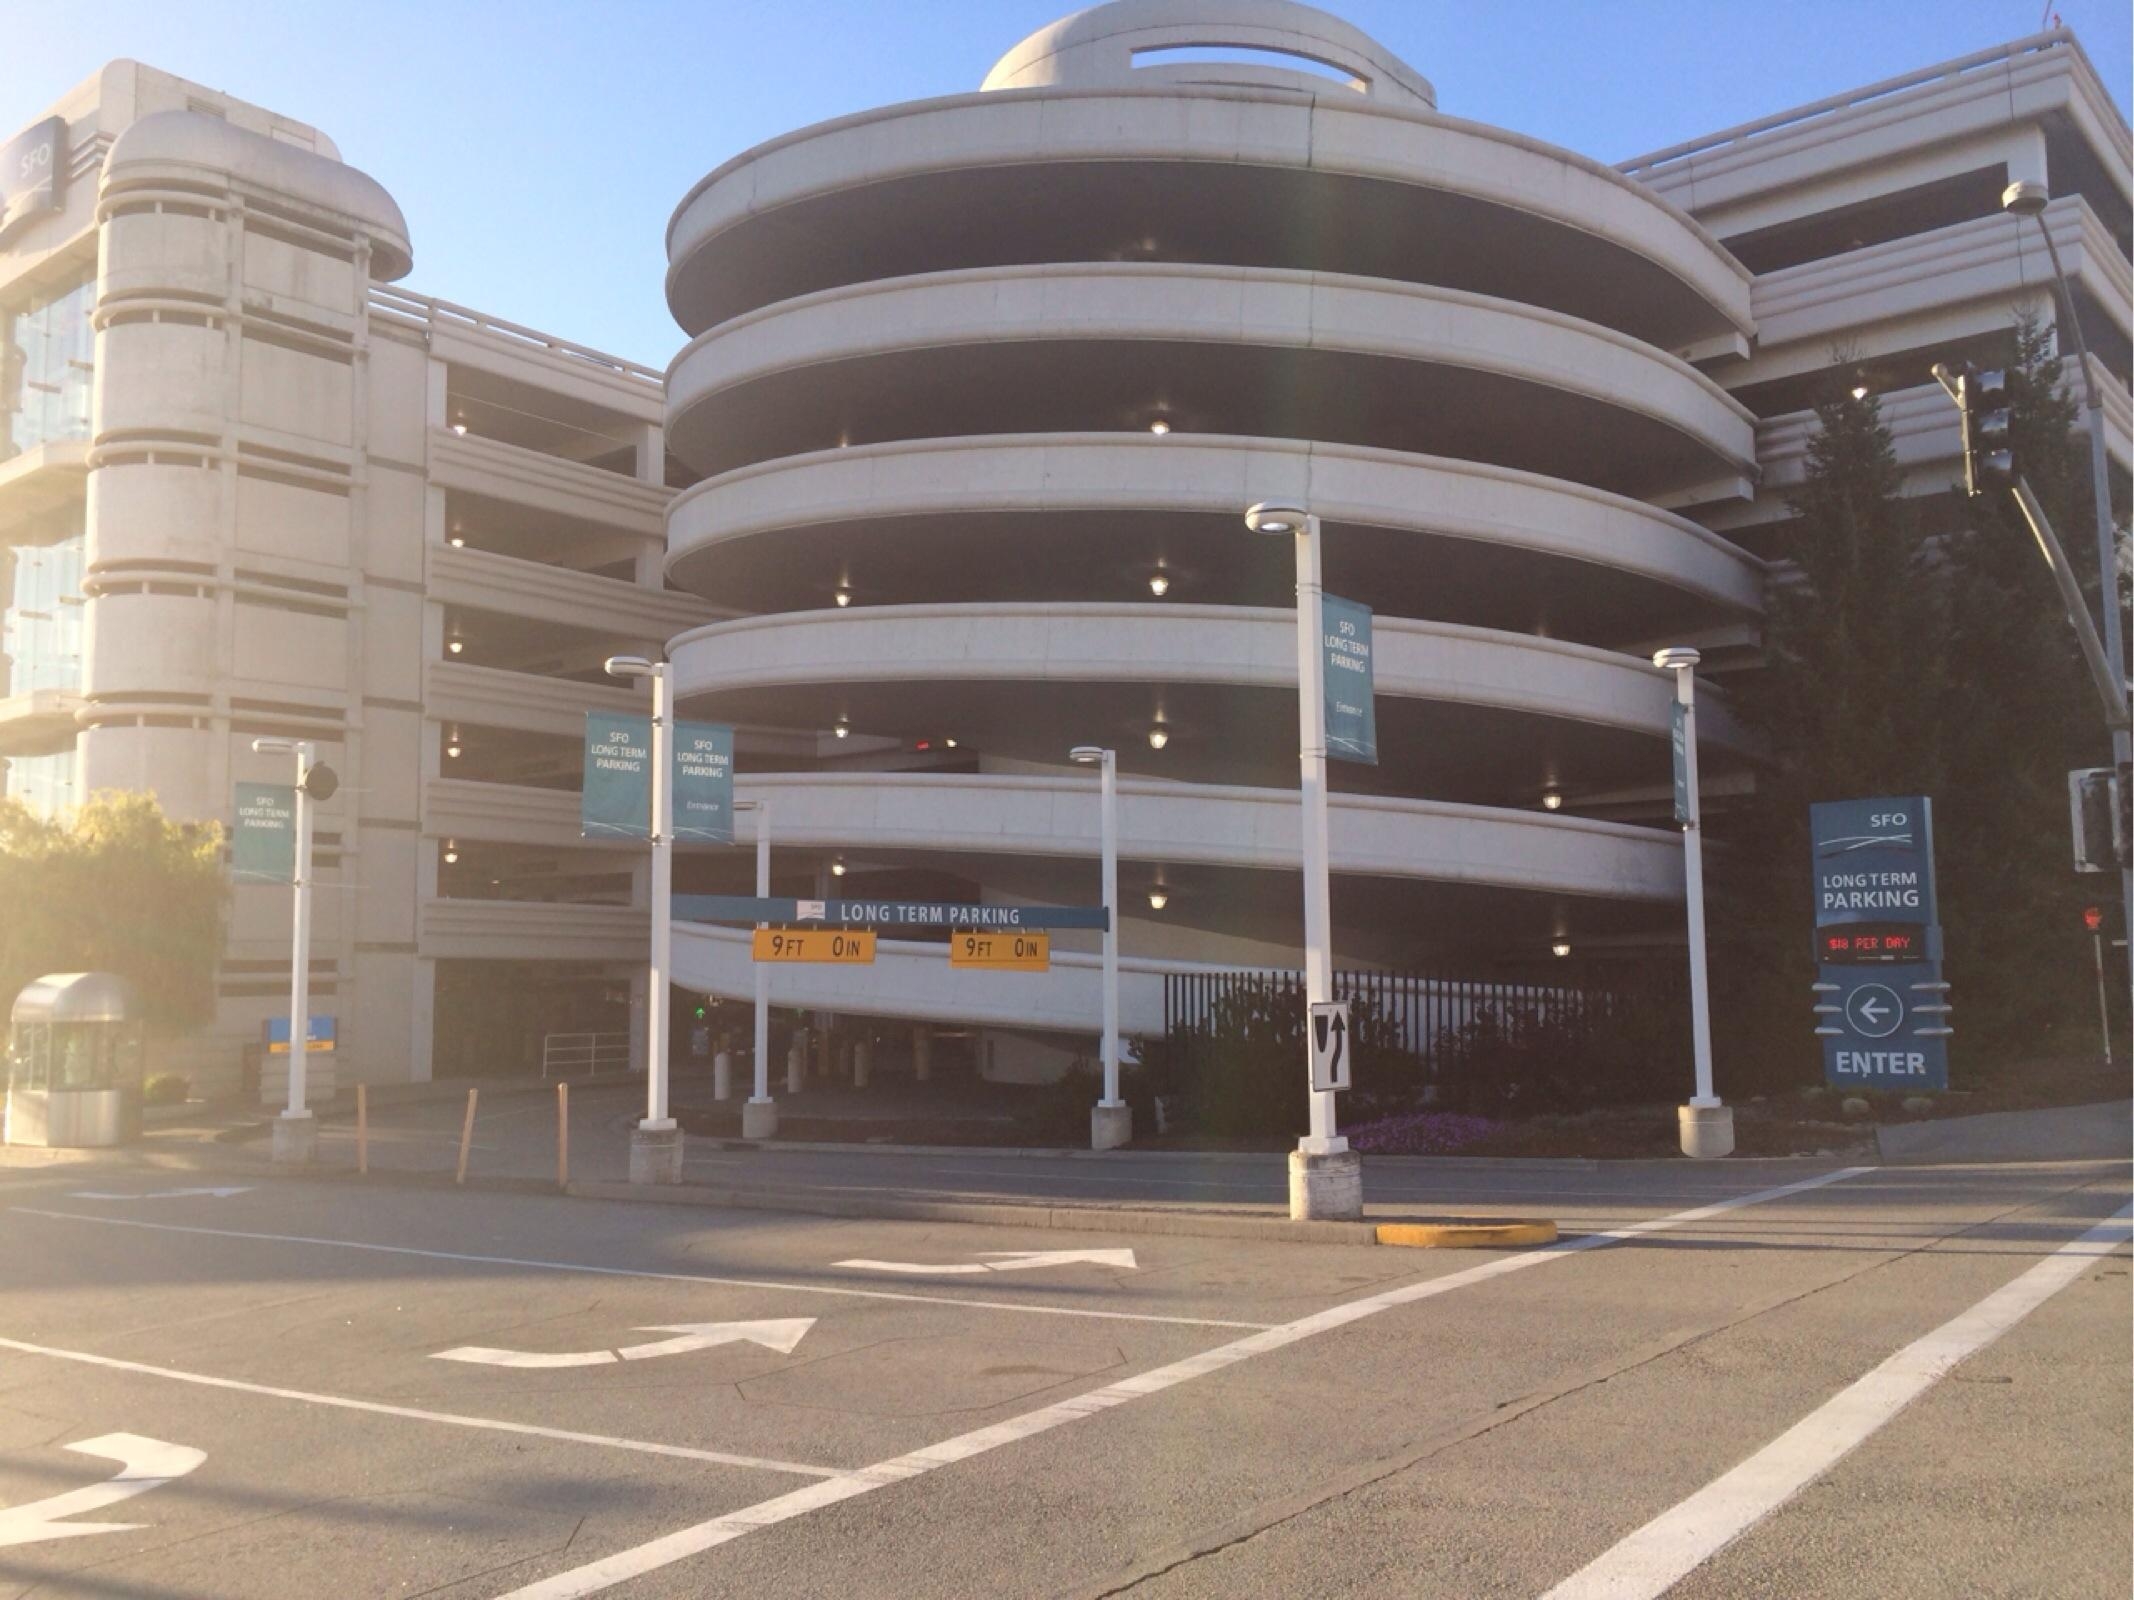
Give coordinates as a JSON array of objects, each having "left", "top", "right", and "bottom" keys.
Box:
[{"left": 1161, "top": 964, "right": 1690, "bottom": 1085}]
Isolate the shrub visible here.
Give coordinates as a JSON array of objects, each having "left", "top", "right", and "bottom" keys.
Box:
[{"left": 143, "top": 1073, "right": 191, "bottom": 1107}]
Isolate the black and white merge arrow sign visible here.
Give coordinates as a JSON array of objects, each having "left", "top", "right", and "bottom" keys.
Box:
[{"left": 1309, "top": 1001, "right": 1352, "bottom": 1092}]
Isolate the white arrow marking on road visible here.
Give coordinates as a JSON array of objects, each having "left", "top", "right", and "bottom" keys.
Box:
[
  {"left": 833, "top": 1249, "right": 1139, "bottom": 1276},
  {"left": 432, "top": 1318, "right": 814, "bottom": 1370},
  {"left": 0, "top": 1433, "right": 205, "bottom": 1549},
  {"left": 67, "top": 1187, "right": 253, "bottom": 1202}
]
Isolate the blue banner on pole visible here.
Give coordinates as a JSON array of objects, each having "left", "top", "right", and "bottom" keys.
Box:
[
  {"left": 232, "top": 782, "right": 296, "bottom": 884},
  {"left": 581, "top": 712, "right": 652, "bottom": 838},
  {"left": 671, "top": 721, "right": 734, "bottom": 844},
  {"left": 1321, "top": 593, "right": 1377, "bottom": 766},
  {"left": 1670, "top": 700, "right": 1690, "bottom": 825}
]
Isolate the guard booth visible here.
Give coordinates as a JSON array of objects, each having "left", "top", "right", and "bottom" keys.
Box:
[{"left": 3, "top": 973, "right": 146, "bottom": 1148}]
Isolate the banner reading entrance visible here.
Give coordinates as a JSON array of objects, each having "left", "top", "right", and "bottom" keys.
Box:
[
  {"left": 232, "top": 782, "right": 297, "bottom": 884},
  {"left": 1321, "top": 593, "right": 1377, "bottom": 765},
  {"left": 580, "top": 712, "right": 734, "bottom": 843}
]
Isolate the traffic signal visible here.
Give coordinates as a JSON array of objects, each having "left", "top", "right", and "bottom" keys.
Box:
[
  {"left": 1957, "top": 365, "right": 2012, "bottom": 496},
  {"left": 2069, "top": 765, "right": 2128, "bottom": 872}
]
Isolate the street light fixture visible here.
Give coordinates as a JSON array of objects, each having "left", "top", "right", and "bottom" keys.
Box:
[
  {"left": 1654, "top": 646, "right": 1730, "bottom": 1159},
  {"left": 1242, "top": 499, "right": 1360, "bottom": 1221},
  {"left": 251, "top": 734, "right": 335, "bottom": 1164},
  {"left": 2001, "top": 177, "right": 2132, "bottom": 923},
  {"left": 1147, "top": 723, "right": 1169, "bottom": 750},
  {"left": 604, "top": 653, "right": 683, "bottom": 1182},
  {"left": 1070, "top": 744, "right": 1129, "bottom": 1150}
]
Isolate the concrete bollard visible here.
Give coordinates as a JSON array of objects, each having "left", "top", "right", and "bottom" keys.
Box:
[
  {"left": 837, "top": 1039, "right": 853, "bottom": 1082},
  {"left": 455, "top": 1088, "right": 479, "bottom": 1185},
  {"left": 814, "top": 1027, "right": 832, "bottom": 1083},
  {"left": 787, "top": 1030, "right": 807, "bottom": 1095},
  {"left": 913, "top": 1025, "right": 932, "bottom": 1082},
  {"left": 713, "top": 1049, "right": 732, "bottom": 1101},
  {"left": 356, "top": 1083, "right": 368, "bottom": 1176},
  {"left": 556, "top": 1081, "right": 569, "bottom": 1188},
  {"left": 854, "top": 1039, "right": 872, "bottom": 1089},
  {"left": 1679, "top": 1103, "right": 1735, "bottom": 1159}
]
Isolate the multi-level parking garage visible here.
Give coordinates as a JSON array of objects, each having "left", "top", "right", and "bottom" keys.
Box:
[{"left": 660, "top": 0, "right": 1768, "bottom": 1063}]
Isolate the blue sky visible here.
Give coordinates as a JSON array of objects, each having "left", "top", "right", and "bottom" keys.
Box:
[{"left": 12, "top": 1, "right": 2131, "bottom": 367}]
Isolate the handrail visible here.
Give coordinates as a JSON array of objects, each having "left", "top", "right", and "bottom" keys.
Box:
[
  {"left": 1619, "top": 29, "right": 2074, "bottom": 177},
  {"left": 369, "top": 285, "right": 664, "bottom": 384},
  {"left": 540, "top": 1030, "right": 633, "bottom": 1079}
]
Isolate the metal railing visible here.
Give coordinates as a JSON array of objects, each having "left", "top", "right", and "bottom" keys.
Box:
[
  {"left": 1162, "top": 965, "right": 1688, "bottom": 1080},
  {"left": 540, "top": 1031, "right": 634, "bottom": 1080},
  {"left": 1619, "top": 29, "right": 2073, "bottom": 179},
  {"left": 368, "top": 286, "right": 664, "bottom": 384}
]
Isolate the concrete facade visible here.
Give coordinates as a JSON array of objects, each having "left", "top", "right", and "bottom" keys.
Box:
[
  {"left": 6, "top": 9, "right": 2127, "bottom": 1088},
  {"left": 1, "top": 64, "right": 708, "bottom": 1093}
]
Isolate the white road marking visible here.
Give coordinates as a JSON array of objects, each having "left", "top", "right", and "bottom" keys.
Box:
[
  {"left": 1537, "top": 1198, "right": 2133, "bottom": 1600},
  {"left": 8, "top": 1209, "right": 1263, "bottom": 1330},
  {"left": 0, "top": 1335, "right": 845, "bottom": 1481},
  {"left": 495, "top": 1166, "right": 1873, "bottom": 1599},
  {"left": 66, "top": 1187, "right": 253, "bottom": 1201},
  {"left": 435, "top": 1317, "right": 814, "bottom": 1369},
  {"left": 835, "top": 1248, "right": 1138, "bottom": 1275},
  {"left": 0, "top": 1433, "right": 204, "bottom": 1548}
]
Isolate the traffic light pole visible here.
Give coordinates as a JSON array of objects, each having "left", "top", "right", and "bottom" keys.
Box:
[{"left": 2007, "top": 477, "right": 2129, "bottom": 738}]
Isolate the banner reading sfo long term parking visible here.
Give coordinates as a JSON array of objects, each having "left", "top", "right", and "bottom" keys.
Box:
[{"left": 581, "top": 712, "right": 734, "bottom": 844}]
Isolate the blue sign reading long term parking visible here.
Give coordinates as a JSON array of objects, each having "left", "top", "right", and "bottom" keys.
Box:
[{"left": 1809, "top": 796, "right": 1950, "bottom": 1091}]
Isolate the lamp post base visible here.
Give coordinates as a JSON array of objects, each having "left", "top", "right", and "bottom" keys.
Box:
[
  {"left": 741, "top": 1097, "right": 779, "bottom": 1141},
  {"left": 1678, "top": 1102, "right": 1735, "bottom": 1160},
  {"left": 1288, "top": 1147, "right": 1363, "bottom": 1221},
  {"left": 270, "top": 1111, "right": 317, "bottom": 1165},
  {"left": 1090, "top": 1101, "right": 1133, "bottom": 1151},
  {"left": 629, "top": 1123, "right": 686, "bottom": 1185}
]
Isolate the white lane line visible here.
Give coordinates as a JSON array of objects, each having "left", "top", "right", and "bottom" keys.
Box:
[
  {"left": 494, "top": 1166, "right": 1872, "bottom": 1599},
  {"left": 0, "top": 1334, "right": 846, "bottom": 1480},
  {"left": 1538, "top": 1199, "right": 2134, "bottom": 1600},
  {"left": 6, "top": 1209, "right": 1269, "bottom": 1332}
]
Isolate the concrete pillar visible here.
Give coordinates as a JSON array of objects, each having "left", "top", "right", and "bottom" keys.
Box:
[
  {"left": 913, "top": 1025, "right": 931, "bottom": 1081},
  {"left": 853, "top": 1038, "right": 872, "bottom": 1089},
  {"left": 786, "top": 1029, "right": 806, "bottom": 1095},
  {"left": 836, "top": 1038, "right": 853, "bottom": 1082},
  {"left": 713, "top": 1049, "right": 732, "bottom": 1101},
  {"left": 814, "top": 1026, "right": 832, "bottom": 1082}
]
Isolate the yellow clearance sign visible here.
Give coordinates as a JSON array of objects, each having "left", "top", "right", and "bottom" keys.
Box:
[
  {"left": 751, "top": 928, "right": 876, "bottom": 964},
  {"left": 948, "top": 930, "right": 1051, "bottom": 971}
]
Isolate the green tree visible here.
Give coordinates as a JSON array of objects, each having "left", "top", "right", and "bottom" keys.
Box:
[
  {"left": 1711, "top": 383, "right": 1947, "bottom": 1089},
  {"left": 0, "top": 791, "right": 225, "bottom": 1028},
  {"left": 1932, "top": 317, "right": 2121, "bottom": 1060}
]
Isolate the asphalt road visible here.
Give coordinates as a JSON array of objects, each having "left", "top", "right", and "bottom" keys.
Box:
[{"left": 0, "top": 1159, "right": 2125, "bottom": 1598}]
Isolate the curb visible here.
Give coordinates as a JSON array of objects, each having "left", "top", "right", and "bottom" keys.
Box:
[
  {"left": 1376, "top": 1219, "right": 1558, "bottom": 1249},
  {"left": 694, "top": 1137, "right": 1604, "bottom": 1172},
  {"left": 567, "top": 1178, "right": 1559, "bottom": 1249}
]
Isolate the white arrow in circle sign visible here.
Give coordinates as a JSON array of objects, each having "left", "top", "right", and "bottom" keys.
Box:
[
  {"left": 0, "top": 1433, "right": 205, "bottom": 1549},
  {"left": 834, "top": 1249, "right": 1138, "bottom": 1276},
  {"left": 1844, "top": 983, "right": 1904, "bottom": 1039},
  {"left": 432, "top": 1318, "right": 813, "bottom": 1370},
  {"left": 67, "top": 1187, "right": 253, "bottom": 1201}
]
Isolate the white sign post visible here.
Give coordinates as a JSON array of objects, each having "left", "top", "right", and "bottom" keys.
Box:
[{"left": 1654, "top": 647, "right": 1732, "bottom": 1159}]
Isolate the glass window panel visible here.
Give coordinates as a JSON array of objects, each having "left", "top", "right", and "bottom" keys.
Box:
[{"left": 1, "top": 273, "right": 95, "bottom": 463}]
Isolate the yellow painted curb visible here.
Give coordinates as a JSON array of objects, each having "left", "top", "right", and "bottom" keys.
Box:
[{"left": 1375, "top": 1218, "right": 1558, "bottom": 1249}]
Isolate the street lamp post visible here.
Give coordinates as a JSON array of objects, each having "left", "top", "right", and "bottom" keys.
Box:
[
  {"left": 736, "top": 797, "right": 778, "bottom": 1139},
  {"left": 605, "top": 654, "right": 684, "bottom": 1184},
  {"left": 1654, "top": 648, "right": 1732, "bottom": 1159},
  {"left": 1070, "top": 745, "right": 1130, "bottom": 1150},
  {"left": 2003, "top": 179, "right": 2132, "bottom": 925},
  {"left": 252, "top": 736, "right": 328, "bottom": 1164},
  {"left": 1244, "top": 500, "right": 1363, "bottom": 1221}
]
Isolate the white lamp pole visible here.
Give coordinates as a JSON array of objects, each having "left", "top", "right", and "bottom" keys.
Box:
[
  {"left": 2004, "top": 180, "right": 2132, "bottom": 926},
  {"left": 605, "top": 654, "right": 683, "bottom": 1181},
  {"left": 736, "top": 797, "right": 777, "bottom": 1139},
  {"left": 1654, "top": 647, "right": 1731, "bottom": 1158},
  {"left": 1245, "top": 501, "right": 1360, "bottom": 1220},
  {"left": 252, "top": 736, "right": 320, "bottom": 1163},
  {"left": 1071, "top": 744, "right": 1129, "bottom": 1150}
]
